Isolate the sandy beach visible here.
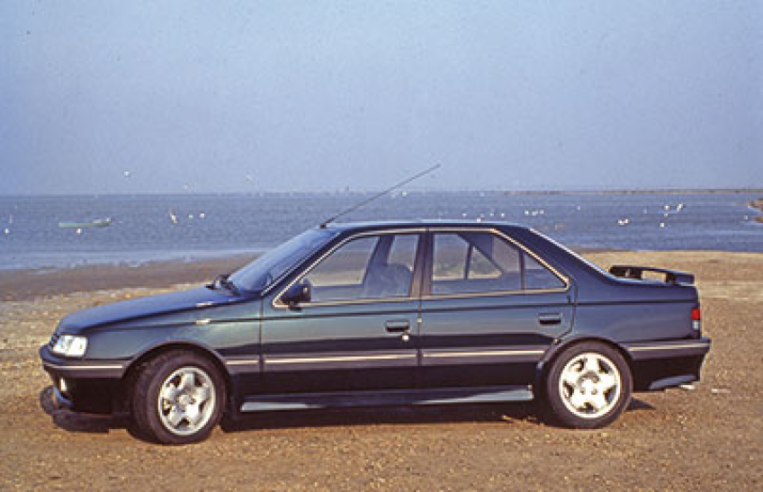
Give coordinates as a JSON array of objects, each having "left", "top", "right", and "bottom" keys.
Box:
[{"left": 1, "top": 250, "right": 761, "bottom": 490}]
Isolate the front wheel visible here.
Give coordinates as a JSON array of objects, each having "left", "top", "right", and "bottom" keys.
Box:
[
  {"left": 542, "top": 342, "right": 632, "bottom": 428},
  {"left": 132, "top": 351, "right": 225, "bottom": 445}
]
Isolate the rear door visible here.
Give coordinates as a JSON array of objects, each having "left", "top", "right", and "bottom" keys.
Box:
[
  {"left": 419, "top": 228, "right": 574, "bottom": 388},
  {"left": 259, "top": 230, "right": 424, "bottom": 395}
]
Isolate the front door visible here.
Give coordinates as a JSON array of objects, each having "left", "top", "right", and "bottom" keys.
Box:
[
  {"left": 419, "top": 229, "right": 574, "bottom": 388},
  {"left": 260, "top": 231, "right": 423, "bottom": 395}
]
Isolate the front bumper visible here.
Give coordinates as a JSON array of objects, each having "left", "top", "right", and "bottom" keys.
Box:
[{"left": 39, "top": 345, "right": 127, "bottom": 414}]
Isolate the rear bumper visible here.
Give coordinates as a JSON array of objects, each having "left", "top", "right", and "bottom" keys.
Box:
[
  {"left": 623, "top": 338, "right": 711, "bottom": 391},
  {"left": 623, "top": 338, "right": 711, "bottom": 361},
  {"left": 39, "top": 345, "right": 126, "bottom": 414}
]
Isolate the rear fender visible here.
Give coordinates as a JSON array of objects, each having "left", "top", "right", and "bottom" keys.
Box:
[{"left": 533, "top": 335, "right": 632, "bottom": 396}]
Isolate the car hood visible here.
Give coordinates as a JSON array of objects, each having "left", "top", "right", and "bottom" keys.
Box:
[{"left": 58, "top": 286, "right": 249, "bottom": 333}]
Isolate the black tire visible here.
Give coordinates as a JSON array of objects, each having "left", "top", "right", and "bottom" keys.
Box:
[
  {"left": 131, "top": 350, "right": 226, "bottom": 445},
  {"left": 542, "top": 342, "right": 632, "bottom": 429}
]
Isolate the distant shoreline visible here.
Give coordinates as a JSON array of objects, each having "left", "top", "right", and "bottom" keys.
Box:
[
  {"left": 503, "top": 188, "right": 763, "bottom": 196},
  {"left": 1, "top": 188, "right": 763, "bottom": 198}
]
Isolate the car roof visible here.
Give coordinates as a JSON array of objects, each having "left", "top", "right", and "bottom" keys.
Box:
[{"left": 319, "top": 219, "right": 530, "bottom": 234}]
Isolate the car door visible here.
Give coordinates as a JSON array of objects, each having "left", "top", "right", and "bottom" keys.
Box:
[
  {"left": 419, "top": 228, "right": 574, "bottom": 388},
  {"left": 259, "top": 230, "right": 424, "bottom": 395}
]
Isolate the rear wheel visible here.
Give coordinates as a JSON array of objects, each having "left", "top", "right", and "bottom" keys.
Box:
[
  {"left": 543, "top": 342, "right": 632, "bottom": 428},
  {"left": 132, "top": 351, "right": 225, "bottom": 445}
]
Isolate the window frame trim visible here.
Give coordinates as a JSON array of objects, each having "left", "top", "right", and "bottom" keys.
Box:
[
  {"left": 422, "top": 227, "right": 571, "bottom": 299},
  {"left": 272, "top": 228, "right": 427, "bottom": 309}
]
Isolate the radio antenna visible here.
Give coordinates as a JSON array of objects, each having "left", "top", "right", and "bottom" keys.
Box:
[{"left": 320, "top": 163, "right": 441, "bottom": 228}]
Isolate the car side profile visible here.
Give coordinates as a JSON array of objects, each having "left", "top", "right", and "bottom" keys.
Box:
[{"left": 40, "top": 221, "right": 711, "bottom": 444}]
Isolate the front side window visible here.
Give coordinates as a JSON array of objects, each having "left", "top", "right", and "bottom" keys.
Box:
[
  {"left": 430, "top": 231, "right": 564, "bottom": 295},
  {"left": 302, "top": 233, "right": 419, "bottom": 303}
]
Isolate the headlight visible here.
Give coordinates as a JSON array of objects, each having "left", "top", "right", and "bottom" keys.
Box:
[{"left": 51, "top": 335, "right": 88, "bottom": 357}]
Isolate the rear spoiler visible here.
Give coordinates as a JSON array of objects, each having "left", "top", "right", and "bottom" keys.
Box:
[{"left": 609, "top": 265, "right": 695, "bottom": 285}]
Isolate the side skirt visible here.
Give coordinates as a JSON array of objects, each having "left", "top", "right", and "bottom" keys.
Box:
[{"left": 240, "top": 385, "right": 534, "bottom": 413}]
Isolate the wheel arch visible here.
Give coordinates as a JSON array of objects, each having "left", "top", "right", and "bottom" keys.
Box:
[
  {"left": 117, "top": 342, "right": 232, "bottom": 414},
  {"left": 534, "top": 335, "right": 634, "bottom": 396}
]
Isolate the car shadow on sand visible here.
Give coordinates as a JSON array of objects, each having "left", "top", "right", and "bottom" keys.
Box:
[
  {"left": 40, "top": 385, "right": 656, "bottom": 439},
  {"left": 221, "top": 397, "right": 655, "bottom": 433},
  {"left": 221, "top": 403, "right": 539, "bottom": 433}
]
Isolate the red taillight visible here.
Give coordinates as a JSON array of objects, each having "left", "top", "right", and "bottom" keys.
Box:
[{"left": 691, "top": 307, "right": 702, "bottom": 333}]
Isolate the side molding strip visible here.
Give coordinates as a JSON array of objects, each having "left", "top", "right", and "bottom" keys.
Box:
[
  {"left": 267, "top": 353, "right": 416, "bottom": 364},
  {"left": 425, "top": 349, "right": 545, "bottom": 358},
  {"left": 43, "top": 362, "right": 125, "bottom": 371},
  {"left": 624, "top": 338, "right": 711, "bottom": 361},
  {"left": 225, "top": 359, "right": 261, "bottom": 366},
  {"left": 627, "top": 342, "right": 709, "bottom": 352}
]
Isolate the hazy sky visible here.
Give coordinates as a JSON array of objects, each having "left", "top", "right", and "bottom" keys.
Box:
[{"left": 1, "top": 1, "right": 761, "bottom": 194}]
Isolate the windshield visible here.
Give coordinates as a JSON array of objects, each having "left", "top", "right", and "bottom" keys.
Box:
[{"left": 229, "top": 228, "right": 336, "bottom": 292}]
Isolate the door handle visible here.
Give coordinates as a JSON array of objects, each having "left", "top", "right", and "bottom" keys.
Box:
[
  {"left": 385, "top": 320, "right": 410, "bottom": 333},
  {"left": 538, "top": 313, "right": 563, "bottom": 325}
]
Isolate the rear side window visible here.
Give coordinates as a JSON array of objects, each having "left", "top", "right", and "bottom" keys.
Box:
[{"left": 430, "top": 232, "right": 564, "bottom": 295}]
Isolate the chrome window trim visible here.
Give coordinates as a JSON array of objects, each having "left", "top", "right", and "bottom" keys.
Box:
[
  {"left": 272, "top": 228, "right": 426, "bottom": 310},
  {"left": 272, "top": 226, "right": 570, "bottom": 310},
  {"left": 276, "top": 296, "right": 419, "bottom": 309}
]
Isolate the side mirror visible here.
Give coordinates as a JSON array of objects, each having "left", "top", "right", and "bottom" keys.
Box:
[{"left": 281, "top": 280, "right": 311, "bottom": 307}]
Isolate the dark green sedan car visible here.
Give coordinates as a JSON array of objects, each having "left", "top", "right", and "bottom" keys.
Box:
[{"left": 40, "top": 221, "right": 710, "bottom": 444}]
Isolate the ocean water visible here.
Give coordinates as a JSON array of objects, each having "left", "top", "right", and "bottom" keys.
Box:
[{"left": 0, "top": 192, "right": 761, "bottom": 270}]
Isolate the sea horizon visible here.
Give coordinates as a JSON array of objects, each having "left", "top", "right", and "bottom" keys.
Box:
[
  {"left": 1, "top": 187, "right": 762, "bottom": 199},
  {"left": 1, "top": 191, "right": 761, "bottom": 270}
]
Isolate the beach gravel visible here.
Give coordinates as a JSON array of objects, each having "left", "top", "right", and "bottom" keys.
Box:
[{"left": 0, "top": 251, "right": 761, "bottom": 490}]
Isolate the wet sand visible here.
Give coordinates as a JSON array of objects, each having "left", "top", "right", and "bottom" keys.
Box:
[
  {"left": 0, "top": 251, "right": 761, "bottom": 490},
  {"left": 0, "top": 254, "right": 255, "bottom": 302}
]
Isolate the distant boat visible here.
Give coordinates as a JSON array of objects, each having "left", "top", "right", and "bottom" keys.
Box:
[{"left": 59, "top": 217, "right": 112, "bottom": 229}]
